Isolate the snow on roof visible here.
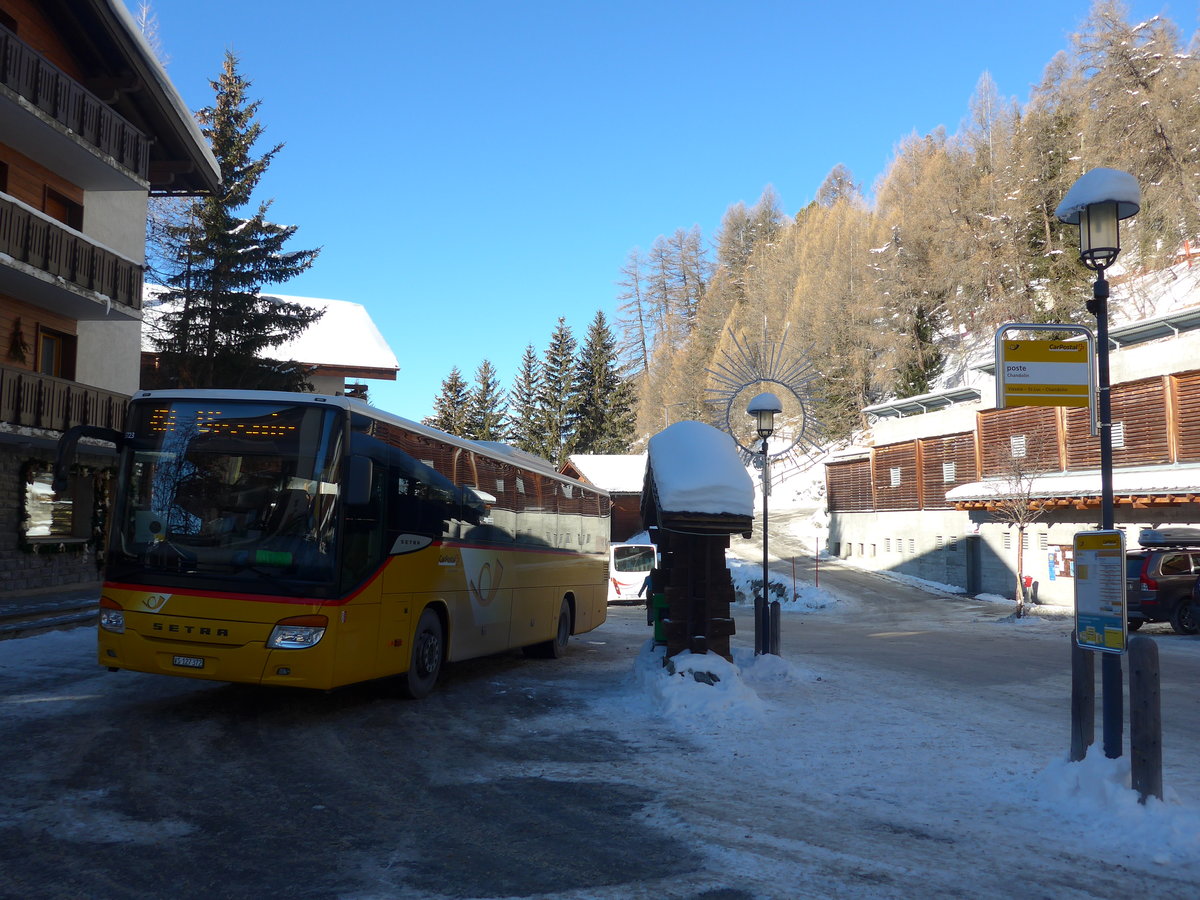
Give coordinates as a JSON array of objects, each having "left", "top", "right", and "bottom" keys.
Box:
[
  {"left": 946, "top": 465, "right": 1200, "bottom": 502},
  {"left": 105, "top": 0, "right": 221, "bottom": 190},
  {"left": 565, "top": 454, "right": 647, "bottom": 493},
  {"left": 646, "top": 421, "right": 754, "bottom": 517},
  {"left": 260, "top": 293, "right": 398, "bottom": 372},
  {"left": 141, "top": 286, "right": 399, "bottom": 374}
]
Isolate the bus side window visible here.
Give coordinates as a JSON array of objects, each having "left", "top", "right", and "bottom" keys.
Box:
[{"left": 341, "top": 462, "right": 385, "bottom": 591}]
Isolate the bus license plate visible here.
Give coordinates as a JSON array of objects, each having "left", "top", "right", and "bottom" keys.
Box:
[{"left": 172, "top": 655, "right": 205, "bottom": 669}]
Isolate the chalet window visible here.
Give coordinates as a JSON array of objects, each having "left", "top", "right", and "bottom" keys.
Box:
[
  {"left": 908, "top": 538, "right": 915, "bottom": 554},
  {"left": 21, "top": 461, "right": 96, "bottom": 546},
  {"left": 943, "top": 461, "right": 957, "bottom": 483},
  {"left": 37, "top": 328, "right": 75, "bottom": 379},
  {"left": 885, "top": 538, "right": 891, "bottom": 553},
  {"left": 1038, "top": 533, "right": 1049, "bottom": 551},
  {"left": 889, "top": 467, "right": 902, "bottom": 487},
  {"left": 1004, "top": 531, "right": 1012, "bottom": 550},
  {"left": 44, "top": 188, "right": 84, "bottom": 230},
  {"left": 936, "top": 535, "right": 944, "bottom": 549},
  {"left": 948, "top": 536, "right": 958, "bottom": 552},
  {"left": 1112, "top": 421, "right": 1126, "bottom": 450},
  {"left": 1010, "top": 435, "right": 1027, "bottom": 458}
]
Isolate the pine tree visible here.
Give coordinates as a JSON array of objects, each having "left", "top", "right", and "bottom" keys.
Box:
[
  {"left": 573, "top": 311, "right": 637, "bottom": 453},
  {"left": 148, "top": 50, "right": 322, "bottom": 390},
  {"left": 531, "top": 318, "right": 578, "bottom": 466},
  {"left": 506, "top": 344, "right": 542, "bottom": 453},
  {"left": 425, "top": 366, "right": 470, "bottom": 435},
  {"left": 466, "top": 359, "right": 506, "bottom": 440}
]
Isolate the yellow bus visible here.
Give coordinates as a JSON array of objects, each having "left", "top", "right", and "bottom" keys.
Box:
[{"left": 62, "top": 390, "right": 610, "bottom": 697}]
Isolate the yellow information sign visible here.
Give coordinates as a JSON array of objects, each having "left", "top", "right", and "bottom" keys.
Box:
[
  {"left": 1074, "top": 530, "right": 1126, "bottom": 654},
  {"left": 999, "top": 339, "right": 1093, "bottom": 408}
]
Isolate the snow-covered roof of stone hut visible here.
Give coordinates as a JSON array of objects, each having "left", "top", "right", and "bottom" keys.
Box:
[{"left": 645, "top": 421, "right": 754, "bottom": 517}]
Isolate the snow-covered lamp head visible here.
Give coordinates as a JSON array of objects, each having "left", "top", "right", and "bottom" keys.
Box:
[
  {"left": 1055, "top": 168, "right": 1140, "bottom": 272},
  {"left": 746, "top": 391, "right": 782, "bottom": 439}
]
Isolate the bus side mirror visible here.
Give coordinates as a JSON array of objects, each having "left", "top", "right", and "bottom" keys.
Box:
[
  {"left": 346, "top": 455, "right": 374, "bottom": 506},
  {"left": 55, "top": 424, "right": 123, "bottom": 493}
]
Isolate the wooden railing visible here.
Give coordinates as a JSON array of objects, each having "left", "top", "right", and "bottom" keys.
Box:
[
  {"left": 0, "top": 365, "right": 128, "bottom": 433},
  {"left": 0, "top": 24, "right": 150, "bottom": 179},
  {"left": 0, "top": 194, "right": 142, "bottom": 310}
]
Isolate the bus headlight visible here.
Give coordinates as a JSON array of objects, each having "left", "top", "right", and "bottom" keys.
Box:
[
  {"left": 99, "top": 596, "right": 125, "bottom": 634},
  {"left": 267, "top": 615, "right": 328, "bottom": 649}
]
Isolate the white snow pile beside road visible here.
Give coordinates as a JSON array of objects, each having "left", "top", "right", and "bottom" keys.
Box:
[{"left": 619, "top": 635, "right": 1200, "bottom": 871}]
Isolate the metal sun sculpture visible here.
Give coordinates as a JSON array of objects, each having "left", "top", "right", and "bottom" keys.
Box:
[{"left": 705, "top": 326, "right": 825, "bottom": 475}]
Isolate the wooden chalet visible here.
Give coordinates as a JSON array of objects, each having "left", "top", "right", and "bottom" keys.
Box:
[{"left": 0, "top": 0, "right": 218, "bottom": 597}]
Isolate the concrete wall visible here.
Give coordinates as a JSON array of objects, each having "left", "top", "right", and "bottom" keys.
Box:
[
  {"left": 76, "top": 319, "right": 141, "bottom": 395},
  {"left": 82, "top": 189, "right": 148, "bottom": 263},
  {"left": 826, "top": 508, "right": 975, "bottom": 591},
  {"left": 829, "top": 505, "right": 1200, "bottom": 607}
]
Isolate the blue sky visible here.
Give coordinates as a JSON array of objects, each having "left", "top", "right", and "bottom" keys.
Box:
[{"left": 134, "top": 0, "right": 1182, "bottom": 422}]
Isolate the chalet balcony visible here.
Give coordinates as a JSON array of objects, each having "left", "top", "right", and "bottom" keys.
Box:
[
  {"left": 0, "top": 363, "right": 127, "bottom": 434},
  {"left": 0, "top": 192, "right": 142, "bottom": 320},
  {"left": 0, "top": 23, "right": 150, "bottom": 190}
]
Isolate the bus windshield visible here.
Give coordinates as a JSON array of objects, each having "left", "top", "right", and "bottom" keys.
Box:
[{"left": 106, "top": 400, "right": 345, "bottom": 595}]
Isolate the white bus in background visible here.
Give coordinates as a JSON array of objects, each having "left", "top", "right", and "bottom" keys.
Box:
[{"left": 608, "top": 541, "right": 656, "bottom": 603}]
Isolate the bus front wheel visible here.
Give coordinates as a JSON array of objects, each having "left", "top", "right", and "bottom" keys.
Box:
[
  {"left": 525, "top": 598, "right": 571, "bottom": 659},
  {"left": 402, "top": 607, "right": 444, "bottom": 699}
]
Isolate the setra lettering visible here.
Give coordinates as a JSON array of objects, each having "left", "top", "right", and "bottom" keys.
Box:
[{"left": 151, "top": 622, "right": 229, "bottom": 637}]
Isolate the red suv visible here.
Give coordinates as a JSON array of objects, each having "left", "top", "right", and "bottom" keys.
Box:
[{"left": 1126, "top": 530, "right": 1200, "bottom": 634}]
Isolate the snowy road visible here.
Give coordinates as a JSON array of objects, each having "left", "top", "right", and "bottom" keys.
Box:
[{"left": 1, "top": 579, "right": 1199, "bottom": 898}]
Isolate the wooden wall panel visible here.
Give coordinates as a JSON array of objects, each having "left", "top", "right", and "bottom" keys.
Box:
[
  {"left": 873, "top": 442, "right": 920, "bottom": 510},
  {"left": 0, "top": 293, "right": 77, "bottom": 373},
  {"left": 0, "top": 0, "right": 86, "bottom": 80},
  {"left": 1173, "top": 370, "right": 1200, "bottom": 462},
  {"left": 0, "top": 143, "right": 84, "bottom": 209},
  {"left": 978, "top": 406, "right": 1061, "bottom": 476},
  {"left": 1063, "top": 377, "right": 1169, "bottom": 470},
  {"left": 826, "top": 459, "right": 872, "bottom": 512},
  {"left": 919, "top": 432, "right": 978, "bottom": 509}
]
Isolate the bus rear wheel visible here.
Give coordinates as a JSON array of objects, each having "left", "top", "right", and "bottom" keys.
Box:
[
  {"left": 401, "top": 607, "right": 444, "bottom": 699},
  {"left": 525, "top": 598, "right": 571, "bottom": 659}
]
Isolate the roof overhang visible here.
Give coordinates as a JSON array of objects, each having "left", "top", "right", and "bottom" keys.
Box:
[
  {"left": 948, "top": 466, "right": 1200, "bottom": 511},
  {"left": 45, "top": 0, "right": 220, "bottom": 195},
  {"left": 863, "top": 387, "right": 982, "bottom": 419}
]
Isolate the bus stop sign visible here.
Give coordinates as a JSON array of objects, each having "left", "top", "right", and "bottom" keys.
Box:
[{"left": 1073, "top": 530, "right": 1126, "bottom": 654}]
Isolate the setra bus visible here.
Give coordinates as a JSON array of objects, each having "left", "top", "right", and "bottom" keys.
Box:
[{"left": 58, "top": 389, "right": 610, "bottom": 697}]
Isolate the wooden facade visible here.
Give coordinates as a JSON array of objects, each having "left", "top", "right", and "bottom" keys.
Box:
[
  {"left": 0, "top": 0, "right": 216, "bottom": 596},
  {"left": 827, "top": 370, "right": 1200, "bottom": 514}
]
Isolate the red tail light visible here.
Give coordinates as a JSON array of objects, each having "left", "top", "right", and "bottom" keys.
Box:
[{"left": 1140, "top": 560, "right": 1158, "bottom": 591}]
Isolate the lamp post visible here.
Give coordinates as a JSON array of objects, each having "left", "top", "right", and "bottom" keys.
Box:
[
  {"left": 1056, "top": 168, "right": 1140, "bottom": 759},
  {"left": 748, "top": 391, "right": 782, "bottom": 655}
]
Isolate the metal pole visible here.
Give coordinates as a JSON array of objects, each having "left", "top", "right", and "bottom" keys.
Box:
[
  {"left": 759, "top": 440, "right": 772, "bottom": 655},
  {"left": 1092, "top": 270, "right": 1124, "bottom": 759}
]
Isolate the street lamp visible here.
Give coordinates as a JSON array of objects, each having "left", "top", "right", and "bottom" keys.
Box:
[
  {"left": 747, "top": 391, "right": 782, "bottom": 655},
  {"left": 1056, "top": 169, "right": 1139, "bottom": 531},
  {"left": 1056, "top": 168, "right": 1140, "bottom": 760}
]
